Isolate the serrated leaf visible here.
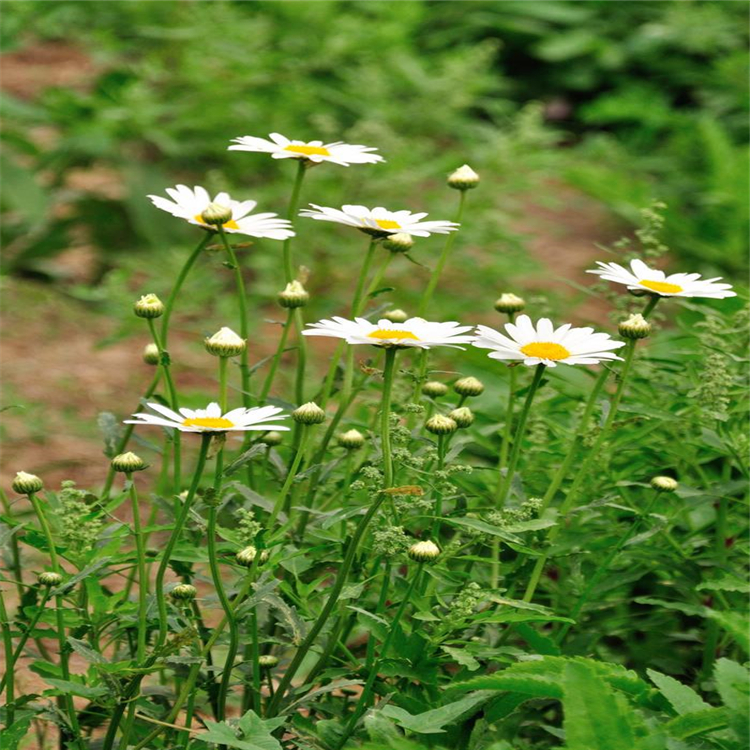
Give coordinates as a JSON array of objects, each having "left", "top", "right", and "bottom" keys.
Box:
[
  {"left": 67, "top": 636, "right": 108, "bottom": 665},
  {"left": 43, "top": 678, "right": 108, "bottom": 699},
  {"left": 441, "top": 646, "right": 480, "bottom": 671},
  {"left": 381, "top": 692, "right": 491, "bottom": 734},
  {"left": 714, "top": 659, "right": 750, "bottom": 744},
  {"left": 223, "top": 444, "right": 270, "bottom": 477},
  {"left": 664, "top": 707, "right": 729, "bottom": 739},
  {"left": 647, "top": 669, "right": 710, "bottom": 715}
]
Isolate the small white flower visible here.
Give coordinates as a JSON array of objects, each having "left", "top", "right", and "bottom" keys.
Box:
[
  {"left": 303, "top": 316, "right": 474, "bottom": 350},
  {"left": 148, "top": 185, "right": 294, "bottom": 240},
  {"left": 125, "top": 402, "right": 290, "bottom": 433},
  {"left": 299, "top": 204, "right": 459, "bottom": 238},
  {"left": 473, "top": 315, "right": 626, "bottom": 368},
  {"left": 228, "top": 133, "right": 383, "bottom": 166},
  {"left": 587, "top": 259, "right": 736, "bottom": 299}
]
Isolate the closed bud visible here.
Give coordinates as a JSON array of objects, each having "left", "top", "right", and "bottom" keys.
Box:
[
  {"left": 292, "top": 402, "right": 326, "bottom": 425},
  {"left": 449, "top": 406, "right": 474, "bottom": 428},
  {"left": 134, "top": 293, "right": 165, "bottom": 319},
  {"left": 454, "top": 376, "right": 484, "bottom": 397},
  {"left": 426, "top": 414, "right": 458, "bottom": 435},
  {"left": 201, "top": 202, "right": 233, "bottom": 226},
  {"left": 448, "top": 164, "right": 479, "bottom": 191},
  {"left": 262, "top": 431, "right": 284, "bottom": 447},
  {"left": 494, "top": 293, "right": 526, "bottom": 314},
  {"left": 618, "top": 313, "right": 652, "bottom": 340},
  {"left": 408, "top": 539, "right": 441, "bottom": 562},
  {"left": 422, "top": 381, "right": 449, "bottom": 398},
  {"left": 170, "top": 584, "right": 197, "bottom": 602},
  {"left": 205, "top": 327, "right": 246, "bottom": 357},
  {"left": 258, "top": 654, "right": 279, "bottom": 669},
  {"left": 278, "top": 280, "right": 310, "bottom": 309},
  {"left": 143, "top": 343, "right": 160, "bottom": 365},
  {"left": 111, "top": 452, "right": 147, "bottom": 474},
  {"left": 337, "top": 429, "right": 365, "bottom": 450},
  {"left": 650, "top": 476, "right": 678, "bottom": 493},
  {"left": 236, "top": 546, "right": 269, "bottom": 567},
  {"left": 383, "top": 309, "right": 408, "bottom": 323},
  {"left": 38, "top": 571, "right": 63, "bottom": 587},
  {"left": 382, "top": 233, "right": 414, "bottom": 254},
  {"left": 12, "top": 471, "right": 43, "bottom": 495}
]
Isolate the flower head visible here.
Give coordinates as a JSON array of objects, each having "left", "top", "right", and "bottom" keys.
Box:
[
  {"left": 494, "top": 293, "right": 526, "bottom": 314},
  {"left": 449, "top": 406, "right": 475, "bottom": 428},
  {"left": 426, "top": 414, "right": 458, "bottom": 435},
  {"left": 134, "top": 294, "right": 165, "bottom": 319},
  {"left": 228, "top": 133, "right": 383, "bottom": 166},
  {"left": 148, "top": 185, "right": 294, "bottom": 240},
  {"left": 299, "top": 204, "right": 459, "bottom": 238},
  {"left": 408, "top": 539, "right": 441, "bottom": 563},
  {"left": 618, "top": 313, "right": 652, "bottom": 340},
  {"left": 587, "top": 259, "right": 735, "bottom": 299},
  {"left": 12, "top": 471, "right": 43, "bottom": 495},
  {"left": 384, "top": 309, "right": 408, "bottom": 323},
  {"left": 125, "top": 402, "right": 290, "bottom": 433},
  {"left": 303, "top": 316, "right": 474, "bottom": 350},
  {"left": 204, "top": 327, "right": 247, "bottom": 357},
  {"left": 111, "top": 452, "right": 147, "bottom": 473},
  {"left": 422, "top": 381, "right": 449, "bottom": 398},
  {"left": 453, "top": 376, "right": 484, "bottom": 397},
  {"left": 38, "top": 571, "right": 63, "bottom": 587},
  {"left": 337, "top": 429, "right": 365, "bottom": 450},
  {"left": 448, "top": 164, "right": 480, "bottom": 191},
  {"left": 170, "top": 584, "right": 198, "bottom": 602},
  {"left": 651, "top": 476, "right": 678, "bottom": 493},
  {"left": 143, "top": 343, "right": 160, "bottom": 365},
  {"left": 473, "top": 315, "right": 625, "bottom": 368},
  {"left": 278, "top": 280, "right": 310, "bottom": 309},
  {"left": 292, "top": 402, "right": 327, "bottom": 425}
]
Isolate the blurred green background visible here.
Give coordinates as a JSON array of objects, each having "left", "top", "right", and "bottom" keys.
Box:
[{"left": 1, "top": 0, "right": 747, "bottom": 483}]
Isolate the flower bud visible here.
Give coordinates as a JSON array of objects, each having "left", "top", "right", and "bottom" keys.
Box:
[
  {"left": 205, "top": 327, "right": 247, "bottom": 357},
  {"left": 236, "top": 546, "right": 269, "bottom": 567},
  {"left": 453, "top": 376, "right": 484, "bottom": 397},
  {"left": 382, "top": 233, "right": 414, "bottom": 254},
  {"left": 134, "top": 293, "right": 165, "bottom": 319},
  {"left": 337, "top": 429, "right": 365, "bottom": 450},
  {"left": 38, "top": 571, "right": 63, "bottom": 587},
  {"left": 111, "top": 452, "right": 147, "bottom": 474},
  {"left": 258, "top": 654, "right": 279, "bottom": 669},
  {"left": 448, "top": 164, "right": 479, "bottom": 191},
  {"left": 494, "top": 293, "right": 526, "bottom": 314},
  {"left": 262, "top": 431, "right": 284, "bottom": 447},
  {"left": 201, "top": 202, "right": 232, "bottom": 226},
  {"left": 422, "top": 381, "right": 448, "bottom": 398},
  {"left": 449, "top": 406, "right": 475, "bottom": 428},
  {"left": 143, "top": 343, "right": 160, "bottom": 365},
  {"left": 408, "top": 539, "right": 441, "bottom": 562},
  {"left": 425, "top": 414, "right": 458, "bottom": 435},
  {"left": 618, "top": 313, "right": 652, "bottom": 340},
  {"left": 278, "top": 280, "right": 310, "bottom": 309},
  {"left": 12, "top": 471, "right": 43, "bottom": 495},
  {"left": 292, "top": 402, "right": 326, "bottom": 425},
  {"left": 650, "top": 476, "right": 678, "bottom": 493},
  {"left": 383, "top": 309, "right": 408, "bottom": 324},
  {"left": 170, "top": 583, "right": 198, "bottom": 602}
]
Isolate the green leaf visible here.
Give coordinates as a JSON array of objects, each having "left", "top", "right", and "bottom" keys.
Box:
[
  {"left": 380, "top": 692, "right": 491, "bottom": 734},
  {"left": 646, "top": 669, "right": 710, "bottom": 715},
  {"left": 442, "top": 645, "right": 481, "bottom": 671},
  {"left": 664, "top": 707, "right": 729, "bottom": 739},
  {"left": 223, "top": 444, "right": 270, "bottom": 477},
  {"left": 67, "top": 636, "right": 108, "bottom": 665},
  {"left": 706, "top": 610, "right": 750, "bottom": 655},
  {"left": 445, "top": 517, "right": 524, "bottom": 544},
  {"left": 714, "top": 659, "right": 750, "bottom": 744},
  {"left": 562, "top": 660, "right": 637, "bottom": 750},
  {"left": 0, "top": 717, "right": 33, "bottom": 750},
  {"left": 43, "top": 678, "right": 108, "bottom": 699}
]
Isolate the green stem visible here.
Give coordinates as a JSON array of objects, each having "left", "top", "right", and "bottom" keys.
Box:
[
  {"left": 498, "top": 313, "right": 519, "bottom": 468},
  {"left": 282, "top": 160, "right": 307, "bottom": 284},
  {"left": 364, "top": 251, "right": 394, "bottom": 301},
  {"left": 350, "top": 239, "right": 378, "bottom": 318},
  {"left": 218, "top": 356, "right": 229, "bottom": 412},
  {"left": 128, "top": 475, "right": 148, "bottom": 663},
  {"left": 0, "top": 592, "right": 14, "bottom": 727},
  {"left": 380, "top": 348, "right": 398, "bottom": 490},
  {"left": 268, "top": 428, "right": 309, "bottom": 527},
  {"left": 259, "top": 310, "right": 294, "bottom": 403},
  {"left": 418, "top": 190, "right": 467, "bottom": 316},
  {"left": 293, "top": 308, "right": 308, "bottom": 406},
  {"left": 431, "top": 434, "right": 447, "bottom": 538}
]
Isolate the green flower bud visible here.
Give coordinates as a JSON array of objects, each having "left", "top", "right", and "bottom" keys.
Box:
[
  {"left": 278, "top": 280, "right": 310, "bottom": 309},
  {"left": 408, "top": 539, "right": 441, "bottom": 562},
  {"left": 337, "top": 429, "right": 365, "bottom": 450},
  {"left": 650, "top": 476, "right": 678, "bottom": 493},
  {"left": 618, "top": 313, "right": 652, "bottom": 340},
  {"left": 262, "top": 431, "right": 284, "bottom": 447},
  {"left": 170, "top": 584, "right": 198, "bottom": 602},
  {"left": 292, "top": 402, "right": 326, "bottom": 425},
  {"left": 236, "top": 546, "right": 269, "bottom": 567},
  {"left": 383, "top": 309, "right": 408, "bottom": 324},
  {"left": 111, "top": 452, "right": 147, "bottom": 474},
  {"left": 258, "top": 654, "right": 279, "bottom": 669},
  {"left": 449, "top": 406, "right": 474, "bottom": 428},
  {"left": 425, "top": 414, "right": 458, "bottom": 435},
  {"left": 201, "top": 202, "right": 233, "bottom": 226},
  {"left": 134, "top": 294, "right": 165, "bottom": 319},
  {"left": 494, "top": 293, "right": 526, "bottom": 314},
  {"left": 205, "top": 326, "right": 246, "bottom": 357},
  {"left": 143, "top": 343, "right": 160, "bottom": 365},
  {"left": 12, "top": 471, "right": 43, "bottom": 495},
  {"left": 448, "top": 164, "right": 479, "bottom": 191},
  {"left": 422, "top": 381, "right": 448, "bottom": 398},
  {"left": 453, "top": 376, "right": 484, "bottom": 397},
  {"left": 382, "top": 233, "right": 414, "bottom": 254},
  {"left": 38, "top": 571, "right": 63, "bottom": 587}
]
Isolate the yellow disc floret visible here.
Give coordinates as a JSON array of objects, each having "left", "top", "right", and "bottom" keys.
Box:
[
  {"left": 639, "top": 279, "right": 683, "bottom": 294},
  {"left": 520, "top": 342, "right": 571, "bottom": 361},
  {"left": 182, "top": 417, "right": 234, "bottom": 430},
  {"left": 375, "top": 219, "right": 400, "bottom": 230},
  {"left": 284, "top": 144, "right": 330, "bottom": 157},
  {"left": 368, "top": 329, "right": 419, "bottom": 341}
]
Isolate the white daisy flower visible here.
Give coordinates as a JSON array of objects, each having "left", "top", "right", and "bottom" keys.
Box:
[
  {"left": 298, "top": 204, "right": 459, "bottom": 238},
  {"left": 148, "top": 185, "right": 294, "bottom": 240},
  {"left": 302, "top": 316, "right": 474, "bottom": 350},
  {"left": 125, "top": 402, "right": 290, "bottom": 433},
  {"left": 587, "top": 259, "right": 736, "bottom": 299},
  {"left": 473, "top": 315, "right": 626, "bottom": 368},
  {"left": 228, "top": 133, "right": 383, "bottom": 166}
]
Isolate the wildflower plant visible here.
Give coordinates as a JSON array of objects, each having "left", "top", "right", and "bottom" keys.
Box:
[{"left": 1, "top": 128, "right": 748, "bottom": 750}]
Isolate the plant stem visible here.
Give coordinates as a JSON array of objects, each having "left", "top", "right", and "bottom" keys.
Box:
[
  {"left": 431, "top": 434, "right": 447, "bottom": 538},
  {"left": 259, "top": 310, "right": 294, "bottom": 403},
  {"left": 0, "top": 591, "right": 14, "bottom": 727},
  {"left": 418, "top": 190, "right": 467, "bottom": 316},
  {"left": 268, "top": 427, "right": 309, "bottom": 527},
  {"left": 282, "top": 160, "right": 307, "bottom": 284},
  {"left": 128, "top": 474, "right": 148, "bottom": 663},
  {"left": 380, "top": 348, "right": 398, "bottom": 490}
]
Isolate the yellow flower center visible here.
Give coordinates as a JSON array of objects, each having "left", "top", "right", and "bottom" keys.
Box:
[
  {"left": 520, "top": 342, "right": 571, "bottom": 361},
  {"left": 284, "top": 144, "right": 330, "bottom": 157},
  {"left": 375, "top": 219, "right": 400, "bottom": 230},
  {"left": 182, "top": 417, "right": 234, "bottom": 429},
  {"left": 367, "top": 329, "right": 419, "bottom": 341},
  {"left": 639, "top": 279, "right": 683, "bottom": 294},
  {"left": 194, "top": 215, "right": 240, "bottom": 231}
]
